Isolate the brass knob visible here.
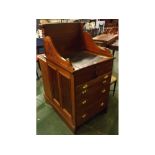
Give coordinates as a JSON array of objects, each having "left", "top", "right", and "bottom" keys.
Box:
[
  {"left": 101, "top": 89, "right": 106, "bottom": 93},
  {"left": 82, "top": 114, "right": 87, "bottom": 118},
  {"left": 100, "top": 102, "right": 104, "bottom": 107},
  {"left": 83, "top": 84, "right": 88, "bottom": 89},
  {"left": 102, "top": 80, "right": 106, "bottom": 84},
  {"left": 104, "top": 75, "right": 109, "bottom": 79},
  {"left": 82, "top": 100, "right": 87, "bottom": 105},
  {"left": 82, "top": 90, "right": 87, "bottom": 94}
]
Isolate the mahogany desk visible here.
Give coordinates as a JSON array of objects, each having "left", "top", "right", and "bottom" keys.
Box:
[{"left": 38, "top": 23, "right": 114, "bottom": 132}]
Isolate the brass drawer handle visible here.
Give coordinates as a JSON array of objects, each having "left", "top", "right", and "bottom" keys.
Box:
[
  {"left": 102, "top": 80, "right": 106, "bottom": 84},
  {"left": 100, "top": 102, "right": 104, "bottom": 107},
  {"left": 82, "top": 90, "right": 87, "bottom": 94},
  {"left": 82, "top": 114, "right": 87, "bottom": 118},
  {"left": 82, "top": 100, "right": 87, "bottom": 105},
  {"left": 101, "top": 89, "right": 106, "bottom": 93},
  {"left": 104, "top": 75, "right": 109, "bottom": 79},
  {"left": 83, "top": 84, "right": 88, "bottom": 89}
]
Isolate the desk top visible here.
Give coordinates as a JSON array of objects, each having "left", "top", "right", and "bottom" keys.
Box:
[
  {"left": 38, "top": 51, "right": 111, "bottom": 71},
  {"left": 63, "top": 50, "right": 109, "bottom": 70}
]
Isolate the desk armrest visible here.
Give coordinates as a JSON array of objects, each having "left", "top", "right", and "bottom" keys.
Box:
[
  {"left": 82, "top": 32, "right": 113, "bottom": 57},
  {"left": 43, "top": 36, "right": 74, "bottom": 72}
]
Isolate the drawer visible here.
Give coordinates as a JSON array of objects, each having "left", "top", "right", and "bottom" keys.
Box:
[
  {"left": 74, "top": 59, "right": 113, "bottom": 85},
  {"left": 76, "top": 106, "right": 98, "bottom": 126},
  {"left": 76, "top": 91, "right": 109, "bottom": 109},
  {"left": 76, "top": 82, "right": 110, "bottom": 103},
  {"left": 76, "top": 73, "right": 111, "bottom": 103},
  {"left": 76, "top": 95, "right": 109, "bottom": 126},
  {"left": 96, "top": 59, "right": 113, "bottom": 76},
  {"left": 74, "top": 65, "right": 96, "bottom": 85},
  {"left": 76, "top": 72, "right": 112, "bottom": 93},
  {"left": 97, "top": 94, "right": 109, "bottom": 112}
]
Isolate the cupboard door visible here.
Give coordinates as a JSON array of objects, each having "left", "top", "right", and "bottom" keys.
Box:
[
  {"left": 48, "top": 67, "right": 59, "bottom": 103},
  {"left": 59, "top": 74, "right": 72, "bottom": 115}
]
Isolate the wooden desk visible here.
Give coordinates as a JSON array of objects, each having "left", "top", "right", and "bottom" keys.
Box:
[
  {"left": 39, "top": 23, "right": 114, "bottom": 132},
  {"left": 93, "top": 34, "right": 118, "bottom": 47}
]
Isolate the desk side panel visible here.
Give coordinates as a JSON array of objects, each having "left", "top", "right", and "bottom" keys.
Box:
[{"left": 38, "top": 57, "right": 52, "bottom": 100}]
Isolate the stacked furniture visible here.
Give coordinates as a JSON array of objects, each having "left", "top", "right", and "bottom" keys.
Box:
[{"left": 38, "top": 23, "right": 114, "bottom": 132}]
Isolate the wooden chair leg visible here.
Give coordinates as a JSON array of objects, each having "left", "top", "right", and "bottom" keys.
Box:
[{"left": 113, "top": 81, "right": 117, "bottom": 96}]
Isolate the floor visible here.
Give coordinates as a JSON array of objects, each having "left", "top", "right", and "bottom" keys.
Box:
[{"left": 36, "top": 50, "right": 118, "bottom": 135}]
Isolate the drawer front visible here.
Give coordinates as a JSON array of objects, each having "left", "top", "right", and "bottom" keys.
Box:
[
  {"left": 76, "top": 95, "right": 109, "bottom": 126},
  {"left": 97, "top": 94, "right": 109, "bottom": 112},
  {"left": 76, "top": 72, "right": 111, "bottom": 93},
  {"left": 96, "top": 60, "right": 113, "bottom": 76},
  {"left": 74, "top": 59, "right": 113, "bottom": 85},
  {"left": 76, "top": 106, "right": 98, "bottom": 126},
  {"left": 76, "top": 83, "right": 110, "bottom": 103},
  {"left": 76, "top": 91, "right": 109, "bottom": 109},
  {"left": 76, "top": 72, "right": 111, "bottom": 105},
  {"left": 74, "top": 65, "right": 96, "bottom": 85}
]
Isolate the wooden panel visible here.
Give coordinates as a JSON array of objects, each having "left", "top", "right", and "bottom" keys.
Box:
[
  {"left": 96, "top": 59, "right": 113, "bottom": 76},
  {"left": 43, "top": 23, "right": 83, "bottom": 56},
  {"left": 48, "top": 67, "right": 59, "bottom": 103},
  {"left": 74, "top": 65, "right": 96, "bottom": 85},
  {"left": 47, "top": 96, "right": 75, "bottom": 132},
  {"left": 59, "top": 74, "right": 72, "bottom": 115},
  {"left": 48, "top": 60, "right": 72, "bottom": 78},
  {"left": 38, "top": 56, "right": 52, "bottom": 100}
]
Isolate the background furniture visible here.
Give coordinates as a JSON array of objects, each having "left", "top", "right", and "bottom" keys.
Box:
[
  {"left": 110, "top": 75, "right": 117, "bottom": 96},
  {"left": 38, "top": 23, "right": 114, "bottom": 132},
  {"left": 36, "top": 38, "right": 44, "bottom": 80},
  {"left": 36, "top": 38, "right": 44, "bottom": 54},
  {"left": 93, "top": 33, "right": 118, "bottom": 47},
  {"left": 108, "top": 39, "right": 118, "bottom": 56}
]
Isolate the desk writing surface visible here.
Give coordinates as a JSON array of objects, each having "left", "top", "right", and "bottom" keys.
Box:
[{"left": 63, "top": 50, "right": 109, "bottom": 70}]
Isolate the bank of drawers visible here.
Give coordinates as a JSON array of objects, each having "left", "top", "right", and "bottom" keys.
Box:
[{"left": 75, "top": 72, "right": 112, "bottom": 126}]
